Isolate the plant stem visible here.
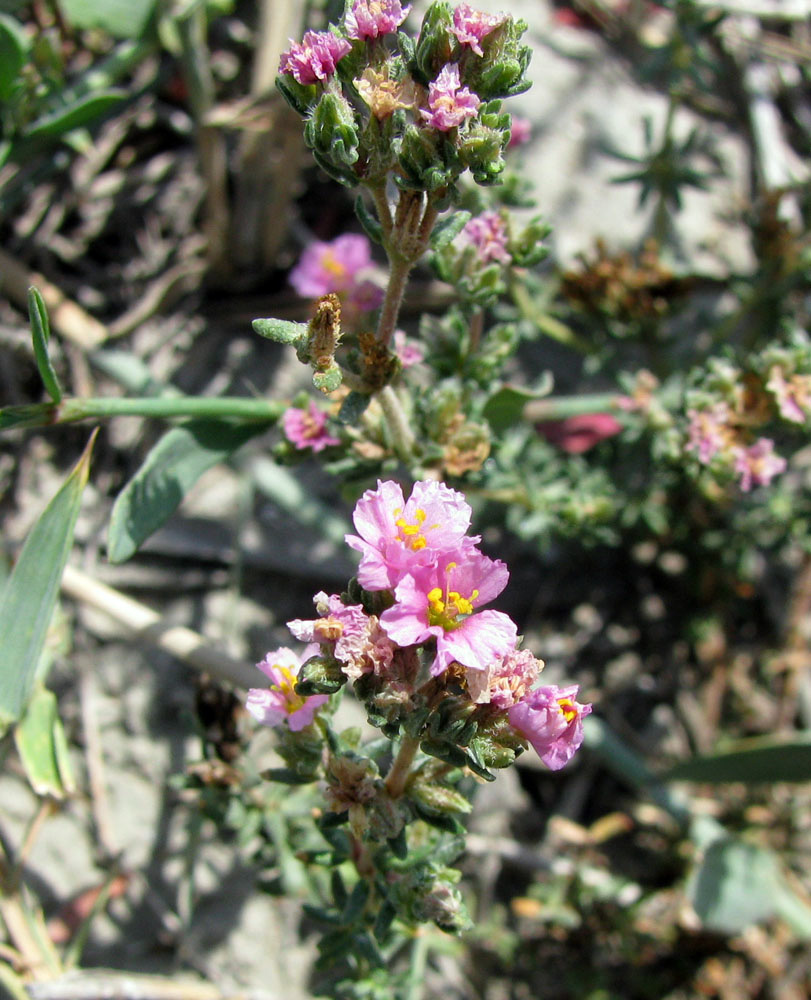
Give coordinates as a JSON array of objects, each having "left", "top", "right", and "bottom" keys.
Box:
[
  {"left": 384, "top": 734, "right": 421, "bottom": 799},
  {"left": 377, "top": 385, "right": 417, "bottom": 463},
  {"left": 376, "top": 255, "right": 412, "bottom": 348},
  {"left": 522, "top": 391, "right": 628, "bottom": 422},
  {"left": 55, "top": 396, "right": 285, "bottom": 424},
  {"left": 405, "top": 930, "right": 430, "bottom": 1000}
]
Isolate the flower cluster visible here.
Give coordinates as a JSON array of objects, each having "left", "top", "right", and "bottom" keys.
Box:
[
  {"left": 277, "top": 1, "right": 531, "bottom": 192},
  {"left": 248, "top": 481, "right": 591, "bottom": 771}
]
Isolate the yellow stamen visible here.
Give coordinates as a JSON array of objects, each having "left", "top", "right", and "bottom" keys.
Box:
[
  {"left": 273, "top": 664, "right": 306, "bottom": 714},
  {"left": 557, "top": 698, "right": 577, "bottom": 724},
  {"left": 394, "top": 507, "right": 430, "bottom": 551}
]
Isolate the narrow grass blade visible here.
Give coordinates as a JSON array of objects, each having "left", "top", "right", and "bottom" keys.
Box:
[
  {"left": 0, "top": 431, "right": 96, "bottom": 735},
  {"left": 14, "top": 684, "right": 76, "bottom": 798},
  {"left": 28, "top": 286, "right": 63, "bottom": 403},
  {"left": 107, "top": 419, "right": 270, "bottom": 563},
  {"left": 661, "top": 734, "right": 811, "bottom": 784}
]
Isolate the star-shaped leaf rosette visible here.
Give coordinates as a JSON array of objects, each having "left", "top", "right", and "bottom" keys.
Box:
[{"left": 247, "top": 480, "right": 591, "bottom": 928}]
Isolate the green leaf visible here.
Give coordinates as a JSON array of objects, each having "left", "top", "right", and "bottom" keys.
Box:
[
  {"left": 14, "top": 685, "right": 76, "bottom": 798},
  {"left": 662, "top": 734, "right": 811, "bottom": 784},
  {"left": 252, "top": 317, "right": 308, "bottom": 345},
  {"left": 686, "top": 837, "right": 811, "bottom": 938},
  {"left": 0, "top": 13, "right": 29, "bottom": 102},
  {"left": 483, "top": 379, "right": 552, "bottom": 433},
  {"left": 57, "top": 0, "right": 157, "bottom": 39},
  {"left": 337, "top": 390, "right": 371, "bottom": 425},
  {"left": 430, "top": 210, "right": 470, "bottom": 251},
  {"left": 0, "top": 402, "right": 58, "bottom": 431},
  {"left": 28, "top": 286, "right": 63, "bottom": 404},
  {"left": 107, "top": 419, "right": 270, "bottom": 563},
  {"left": 313, "top": 366, "right": 342, "bottom": 394},
  {"left": 354, "top": 195, "right": 383, "bottom": 245},
  {"left": 0, "top": 432, "right": 95, "bottom": 735},
  {"left": 25, "top": 91, "right": 126, "bottom": 141}
]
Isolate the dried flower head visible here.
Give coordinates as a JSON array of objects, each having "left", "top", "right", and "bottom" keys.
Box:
[{"left": 355, "top": 66, "right": 417, "bottom": 119}]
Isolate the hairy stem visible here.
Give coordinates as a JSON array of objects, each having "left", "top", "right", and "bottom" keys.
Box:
[
  {"left": 377, "top": 385, "right": 417, "bottom": 463},
  {"left": 384, "top": 734, "right": 421, "bottom": 799},
  {"left": 376, "top": 255, "right": 412, "bottom": 348}
]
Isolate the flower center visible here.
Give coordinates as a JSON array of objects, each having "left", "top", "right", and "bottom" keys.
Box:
[
  {"left": 321, "top": 251, "right": 347, "bottom": 280},
  {"left": 557, "top": 697, "right": 577, "bottom": 724},
  {"left": 426, "top": 567, "right": 479, "bottom": 631},
  {"left": 273, "top": 664, "right": 306, "bottom": 714},
  {"left": 393, "top": 507, "right": 435, "bottom": 551}
]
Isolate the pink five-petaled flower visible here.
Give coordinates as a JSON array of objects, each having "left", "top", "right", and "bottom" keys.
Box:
[
  {"left": 467, "top": 647, "right": 543, "bottom": 707},
  {"left": 282, "top": 401, "right": 340, "bottom": 453},
  {"left": 279, "top": 30, "right": 352, "bottom": 86},
  {"left": 246, "top": 645, "right": 328, "bottom": 732},
  {"left": 345, "top": 479, "right": 475, "bottom": 591},
  {"left": 420, "top": 63, "right": 481, "bottom": 132},
  {"left": 451, "top": 3, "right": 505, "bottom": 56},
  {"left": 733, "top": 438, "right": 787, "bottom": 492},
  {"left": 288, "top": 591, "right": 395, "bottom": 682},
  {"left": 289, "top": 233, "right": 383, "bottom": 311},
  {"left": 379, "top": 550, "right": 517, "bottom": 676},
  {"left": 508, "top": 684, "right": 592, "bottom": 770},
  {"left": 460, "top": 210, "right": 511, "bottom": 265},
  {"left": 345, "top": 0, "right": 411, "bottom": 40}
]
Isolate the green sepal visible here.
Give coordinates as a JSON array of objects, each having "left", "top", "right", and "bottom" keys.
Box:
[
  {"left": 296, "top": 655, "right": 347, "bottom": 696},
  {"left": 354, "top": 194, "right": 384, "bottom": 245},
  {"left": 409, "top": 781, "right": 473, "bottom": 817},
  {"left": 412, "top": 0, "right": 454, "bottom": 83},
  {"left": 412, "top": 802, "right": 466, "bottom": 835},
  {"left": 275, "top": 74, "right": 317, "bottom": 116},
  {"left": 252, "top": 317, "right": 308, "bottom": 345},
  {"left": 312, "top": 147, "right": 360, "bottom": 187},
  {"left": 397, "top": 124, "right": 460, "bottom": 192},
  {"left": 304, "top": 91, "right": 360, "bottom": 168}
]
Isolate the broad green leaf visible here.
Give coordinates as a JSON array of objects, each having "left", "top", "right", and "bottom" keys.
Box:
[
  {"left": 14, "top": 685, "right": 76, "bottom": 798},
  {"left": 0, "top": 432, "right": 95, "bottom": 735},
  {"left": 687, "top": 837, "right": 811, "bottom": 938},
  {"left": 252, "top": 317, "right": 308, "bottom": 346},
  {"left": 483, "top": 376, "right": 553, "bottom": 433},
  {"left": 25, "top": 91, "right": 125, "bottom": 141},
  {"left": 0, "top": 13, "right": 29, "bottom": 102},
  {"left": 57, "top": 0, "right": 157, "bottom": 39},
  {"left": 313, "top": 366, "right": 342, "bottom": 394},
  {"left": 107, "top": 419, "right": 270, "bottom": 563},
  {"left": 28, "top": 286, "right": 63, "bottom": 403},
  {"left": 661, "top": 734, "right": 811, "bottom": 784}
]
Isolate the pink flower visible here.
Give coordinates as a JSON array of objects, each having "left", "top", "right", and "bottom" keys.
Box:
[
  {"left": 508, "top": 684, "right": 591, "bottom": 770},
  {"left": 685, "top": 404, "right": 734, "bottom": 464},
  {"left": 459, "top": 211, "right": 511, "bottom": 264},
  {"left": 733, "top": 438, "right": 787, "bottom": 492},
  {"left": 420, "top": 63, "right": 481, "bottom": 132},
  {"left": 288, "top": 592, "right": 395, "bottom": 681},
  {"left": 451, "top": 3, "right": 505, "bottom": 56},
  {"left": 282, "top": 401, "right": 340, "bottom": 453},
  {"left": 537, "top": 413, "right": 623, "bottom": 454},
  {"left": 467, "top": 647, "right": 542, "bottom": 707},
  {"left": 246, "top": 645, "right": 329, "bottom": 731},
  {"left": 279, "top": 30, "right": 352, "bottom": 86},
  {"left": 289, "top": 233, "right": 383, "bottom": 311},
  {"left": 379, "top": 550, "right": 517, "bottom": 676},
  {"left": 345, "top": 479, "right": 475, "bottom": 591},
  {"left": 507, "top": 115, "right": 531, "bottom": 148},
  {"left": 766, "top": 367, "right": 811, "bottom": 425},
  {"left": 345, "top": 0, "right": 411, "bottom": 40},
  {"left": 393, "top": 329, "right": 424, "bottom": 368}
]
